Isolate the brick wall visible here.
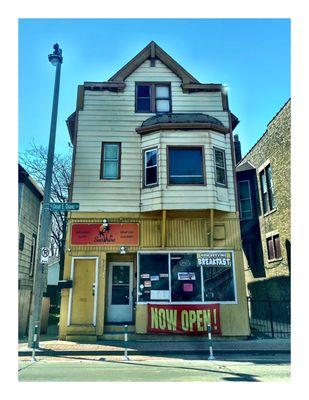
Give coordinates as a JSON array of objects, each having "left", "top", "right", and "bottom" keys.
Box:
[{"left": 241, "top": 100, "right": 291, "bottom": 300}]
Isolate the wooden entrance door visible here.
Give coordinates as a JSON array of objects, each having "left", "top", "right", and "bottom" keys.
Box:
[{"left": 70, "top": 258, "right": 97, "bottom": 325}]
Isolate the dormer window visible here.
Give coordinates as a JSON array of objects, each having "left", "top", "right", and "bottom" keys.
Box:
[{"left": 136, "top": 83, "right": 171, "bottom": 113}]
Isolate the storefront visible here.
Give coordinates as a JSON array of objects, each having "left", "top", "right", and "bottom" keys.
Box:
[{"left": 59, "top": 211, "right": 250, "bottom": 340}]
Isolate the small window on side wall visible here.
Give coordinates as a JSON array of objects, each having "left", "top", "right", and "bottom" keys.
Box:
[
  {"left": 100, "top": 142, "right": 121, "bottom": 179},
  {"left": 144, "top": 148, "right": 158, "bottom": 187},
  {"left": 259, "top": 164, "right": 276, "bottom": 214},
  {"left": 19, "top": 233, "right": 25, "bottom": 251},
  {"left": 266, "top": 234, "right": 282, "bottom": 261},
  {"left": 214, "top": 148, "right": 227, "bottom": 186}
]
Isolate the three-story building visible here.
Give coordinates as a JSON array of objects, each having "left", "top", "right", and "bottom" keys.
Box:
[{"left": 59, "top": 42, "right": 250, "bottom": 341}]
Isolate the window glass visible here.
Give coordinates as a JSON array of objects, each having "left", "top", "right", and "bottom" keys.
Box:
[
  {"left": 214, "top": 149, "right": 227, "bottom": 185},
  {"left": 138, "top": 85, "right": 151, "bottom": 97},
  {"left": 156, "top": 86, "right": 169, "bottom": 98},
  {"left": 171, "top": 253, "right": 202, "bottom": 302},
  {"left": 156, "top": 99, "right": 170, "bottom": 112},
  {"left": 103, "top": 161, "right": 118, "bottom": 179},
  {"left": 146, "top": 149, "right": 157, "bottom": 167},
  {"left": 169, "top": 147, "right": 204, "bottom": 184},
  {"left": 102, "top": 143, "right": 120, "bottom": 179},
  {"left": 145, "top": 148, "right": 158, "bottom": 186},
  {"left": 137, "top": 98, "right": 151, "bottom": 112},
  {"left": 136, "top": 83, "right": 171, "bottom": 113},
  {"left": 19, "top": 233, "right": 25, "bottom": 251},
  {"left": 238, "top": 180, "right": 253, "bottom": 220},
  {"left": 203, "top": 265, "right": 235, "bottom": 301},
  {"left": 274, "top": 235, "right": 282, "bottom": 259},
  {"left": 138, "top": 254, "right": 169, "bottom": 302},
  {"left": 260, "top": 165, "right": 276, "bottom": 214},
  {"left": 267, "top": 237, "right": 275, "bottom": 260}
]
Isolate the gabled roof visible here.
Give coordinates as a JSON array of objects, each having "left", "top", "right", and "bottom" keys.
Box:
[
  {"left": 108, "top": 41, "right": 200, "bottom": 84},
  {"left": 236, "top": 160, "right": 256, "bottom": 172},
  {"left": 18, "top": 164, "right": 44, "bottom": 200}
]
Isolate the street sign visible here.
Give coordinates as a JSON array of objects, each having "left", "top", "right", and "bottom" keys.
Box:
[
  {"left": 49, "top": 202, "right": 80, "bottom": 212},
  {"left": 40, "top": 247, "right": 50, "bottom": 264}
]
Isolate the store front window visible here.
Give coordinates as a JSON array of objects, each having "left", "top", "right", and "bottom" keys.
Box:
[{"left": 137, "top": 251, "right": 236, "bottom": 304}]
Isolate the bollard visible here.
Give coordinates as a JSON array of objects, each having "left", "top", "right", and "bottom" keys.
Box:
[
  {"left": 207, "top": 323, "right": 216, "bottom": 360},
  {"left": 31, "top": 324, "right": 39, "bottom": 362},
  {"left": 123, "top": 324, "right": 129, "bottom": 361}
]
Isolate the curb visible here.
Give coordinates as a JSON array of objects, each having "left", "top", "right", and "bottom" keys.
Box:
[{"left": 18, "top": 349, "right": 290, "bottom": 357}]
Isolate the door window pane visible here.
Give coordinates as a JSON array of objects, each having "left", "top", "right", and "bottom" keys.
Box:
[
  {"left": 171, "top": 253, "right": 202, "bottom": 302},
  {"left": 113, "top": 265, "right": 129, "bottom": 284},
  {"left": 112, "top": 285, "right": 129, "bottom": 305},
  {"left": 169, "top": 147, "right": 204, "bottom": 184}
]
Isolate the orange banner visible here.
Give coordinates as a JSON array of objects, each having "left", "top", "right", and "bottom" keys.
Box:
[{"left": 71, "top": 223, "right": 139, "bottom": 246}]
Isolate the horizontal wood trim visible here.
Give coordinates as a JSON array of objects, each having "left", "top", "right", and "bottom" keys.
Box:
[
  {"left": 84, "top": 82, "right": 126, "bottom": 92},
  {"left": 181, "top": 83, "right": 223, "bottom": 92},
  {"left": 136, "top": 122, "right": 229, "bottom": 135}
]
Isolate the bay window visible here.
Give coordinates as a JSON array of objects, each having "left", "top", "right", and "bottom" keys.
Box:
[
  {"left": 214, "top": 147, "right": 227, "bottom": 186},
  {"left": 144, "top": 148, "right": 158, "bottom": 187},
  {"left": 168, "top": 146, "right": 205, "bottom": 185}
]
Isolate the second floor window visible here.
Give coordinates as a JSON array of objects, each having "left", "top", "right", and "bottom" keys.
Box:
[
  {"left": 214, "top": 148, "right": 227, "bottom": 186},
  {"left": 144, "top": 148, "right": 158, "bottom": 187},
  {"left": 100, "top": 142, "right": 121, "bottom": 179},
  {"left": 168, "top": 146, "right": 205, "bottom": 185},
  {"left": 238, "top": 180, "right": 253, "bottom": 220},
  {"left": 136, "top": 83, "right": 171, "bottom": 113},
  {"left": 260, "top": 164, "right": 276, "bottom": 214}
]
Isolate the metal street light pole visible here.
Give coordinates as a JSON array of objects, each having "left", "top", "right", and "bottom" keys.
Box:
[{"left": 28, "top": 44, "right": 63, "bottom": 348}]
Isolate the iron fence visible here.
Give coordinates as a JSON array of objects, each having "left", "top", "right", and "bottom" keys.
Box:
[{"left": 247, "top": 297, "right": 290, "bottom": 338}]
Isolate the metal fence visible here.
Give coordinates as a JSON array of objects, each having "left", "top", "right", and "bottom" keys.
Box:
[{"left": 247, "top": 297, "right": 290, "bottom": 338}]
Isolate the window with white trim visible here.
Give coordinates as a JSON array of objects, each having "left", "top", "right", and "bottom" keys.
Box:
[
  {"left": 144, "top": 148, "right": 158, "bottom": 186},
  {"left": 214, "top": 148, "right": 227, "bottom": 186}
]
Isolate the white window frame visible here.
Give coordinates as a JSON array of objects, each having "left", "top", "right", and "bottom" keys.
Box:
[
  {"left": 213, "top": 147, "right": 227, "bottom": 187},
  {"left": 238, "top": 180, "right": 253, "bottom": 220},
  {"left": 136, "top": 250, "right": 237, "bottom": 305},
  {"left": 144, "top": 147, "right": 158, "bottom": 187}
]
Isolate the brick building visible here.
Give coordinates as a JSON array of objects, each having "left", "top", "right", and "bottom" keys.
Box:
[{"left": 236, "top": 99, "right": 291, "bottom": 302}]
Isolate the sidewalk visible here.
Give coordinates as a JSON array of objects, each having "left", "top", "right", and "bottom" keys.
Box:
[{"left": 19, "top": 335, "right": 290, "bottom": 357}]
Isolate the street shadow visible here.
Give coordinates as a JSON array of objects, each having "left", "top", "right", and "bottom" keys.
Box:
[{"left": 40, "top": 353, "right": 260, "bottom": 382}]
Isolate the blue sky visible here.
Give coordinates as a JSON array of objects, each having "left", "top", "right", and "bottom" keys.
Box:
[{"left": 18, "top": 18, "right": 290, "bottom": 157}]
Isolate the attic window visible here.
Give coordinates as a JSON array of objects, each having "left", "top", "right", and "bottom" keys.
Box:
[{"left": 136, "top": 83, "right": 171, "bottom": 113}]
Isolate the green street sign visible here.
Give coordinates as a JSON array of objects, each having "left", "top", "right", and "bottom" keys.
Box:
[{"left": 49, "top": 202, "right": 80, "bottom": 212}]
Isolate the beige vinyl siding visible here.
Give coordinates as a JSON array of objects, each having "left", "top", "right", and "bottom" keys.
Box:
[{"left": 72, "top": 59, "right": 235, "bottom": 212}]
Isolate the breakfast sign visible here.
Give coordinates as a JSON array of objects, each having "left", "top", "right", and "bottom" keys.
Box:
[
  {"left": 148, "top": 304, "right": 221, "bottom": 335},
  {"left": 71, "top": 223, "right": 139, "bottom": 246}
]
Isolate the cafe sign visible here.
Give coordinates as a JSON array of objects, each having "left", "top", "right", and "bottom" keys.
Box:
[
  {"left": 148, "top": 304, "right": 221, "bottom": 335},
  {"left": 71, "top": 223, "right": 139, "bottom": 246},
  {"left": 197, "top": 251, "right": 233, "bottom": 267}
]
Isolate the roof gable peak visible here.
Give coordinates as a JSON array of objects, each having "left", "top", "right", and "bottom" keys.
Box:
[{"left": 108, "top": 41, "right": 200, "bottom": 84}]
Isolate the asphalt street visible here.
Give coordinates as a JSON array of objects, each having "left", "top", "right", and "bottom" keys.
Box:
[{"left": 18, "top": 354, "right": 290, "bottom": 382}]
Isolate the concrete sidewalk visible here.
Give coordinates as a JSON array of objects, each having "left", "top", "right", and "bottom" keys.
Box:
[{"left": 18, "top": 337, "right": 290, "bottom": 357}]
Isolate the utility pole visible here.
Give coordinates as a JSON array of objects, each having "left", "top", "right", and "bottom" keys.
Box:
[{"left": 28, "top": 44, "right": 63, "bottom": 348}]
